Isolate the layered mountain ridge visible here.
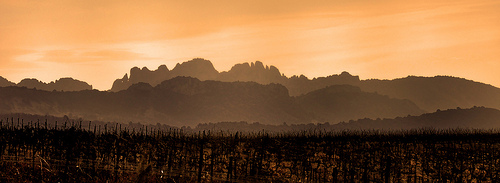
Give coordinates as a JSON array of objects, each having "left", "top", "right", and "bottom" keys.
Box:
[
  {"left": 1, "top": 58, "right": 500, "bottom": 127},
  {"left": 109, "top": 58, "right": 500, "bottom": 112},
  {"left": 0, "top": 77, "right": 424, "bottom": 126},
  {"left": 111, "top": 58, "right": 362, "bottom": 96}
]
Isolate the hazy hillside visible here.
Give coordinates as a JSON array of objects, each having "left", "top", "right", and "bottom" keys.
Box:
[
  {"left": 296, "top": 85, "right": 424, "bottom": 123},
  {"left": 0, "top": 77, "right": 305, "bottom": 126},
  {"left": 0, "top": 77, "right": 425, "bottom": 126},
  {"left": 3, "top": 59, "right": 500, "bottom": 122},
  {"left": 355, "top": 76, "right": 500, "bottom": 111},
  {"left": 109, "top": 59, "right": 500, "bottom": 113},
  {"left": 195, "top": 107, "right": 500, "bottom": 132},
  {"left": 334, "top": 107, "right": 500, "bottom": 130}
]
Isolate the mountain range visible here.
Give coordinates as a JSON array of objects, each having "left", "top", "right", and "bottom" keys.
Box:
[
  {"left": 0, "top": 58, "right": 500, "bottom": 127},
  {"left": 0, "top": 77, "right": 423, "bottom": 126},
  {"left": 109, "top": 58, "right": 500, "bottom": 112}
]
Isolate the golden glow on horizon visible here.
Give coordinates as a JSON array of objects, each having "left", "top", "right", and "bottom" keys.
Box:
[{"left": 0, "top": 0, "right": 499, "bottom": 90}]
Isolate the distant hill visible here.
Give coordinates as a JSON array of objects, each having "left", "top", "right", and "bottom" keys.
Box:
[
  {"left": 0, "top": 76, "right": 15, "bottom": 87},
  {"left": 332, "top": 107, "right": 500, "bottom": 130},
  {"left": 0, "top": 77, "right": 92, "bottom": 91},
  {"left": 110, "top": 59, "right": 500, "bottom": 113},
  {"left": 0, "top": 77, "right": 424, "bottom": 126},
  {"left": 0, "top": 77, "right": 305, "bottom": 126},
  {"left": 355, "top": 76, "right": 500, "bottom": 112},
  {"left": 296, "top": 85, "right": 424, "bottom": 123},
  {"left": 195, "top": 107, "right": 500, "bottom": 132}
]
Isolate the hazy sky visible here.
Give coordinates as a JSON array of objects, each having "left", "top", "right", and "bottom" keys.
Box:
[{"left": 1, "top": 0, "right": 499, "bottom": 90}]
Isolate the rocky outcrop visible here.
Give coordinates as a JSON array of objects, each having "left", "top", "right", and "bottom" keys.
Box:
[
  {"left": 109, "top": 58, "right": 360, "bottom": 95},
  {"left": 218, "top": 61, "right": 287, "bottom": 84},
  {"left": 110, "top": 58, "right": 218, "bottom": 92}
]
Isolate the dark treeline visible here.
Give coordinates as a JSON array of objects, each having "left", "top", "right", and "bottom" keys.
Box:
[{"left": 1, "top": 120, "right": 500, "bottom": 182}]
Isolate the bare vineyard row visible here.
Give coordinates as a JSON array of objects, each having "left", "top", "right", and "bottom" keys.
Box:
[{"left": 1, "top": 118, "right": 500, "bottom": 182}]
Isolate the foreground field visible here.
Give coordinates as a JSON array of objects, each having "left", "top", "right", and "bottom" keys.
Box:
[{"left": 1, "top": 121, "right": 500, "bottom": 182}]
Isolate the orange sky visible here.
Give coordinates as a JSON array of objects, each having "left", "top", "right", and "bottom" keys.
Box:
[{"left": 0, "top": 0, "right": 499, "bottom": 90}]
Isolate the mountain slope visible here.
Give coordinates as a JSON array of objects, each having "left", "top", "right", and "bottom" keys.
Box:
[
  {"left": 354, "top": 76, "right": 500, "bottom": 111},
  {"left": 0, "top": 76, "right": 15, "bottom": 87},
  {"left": 195, "top": 107, "right": 500, "bottom": 132},
  {"left": 333, "top": 107, "right": 500, "bottom": 130},
  {"left": 0, "top": 77, "right": 308, "bottom": 126},
  {"left": 296, "top": 85, "right": 424, "bottom": 123}
]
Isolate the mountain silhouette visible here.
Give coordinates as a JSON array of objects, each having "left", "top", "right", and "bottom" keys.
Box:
[
  {"left": 110, "top": 58, "right": 360, "bottom": 94},
  {"left": 296, "top": 85, "right": 424, "bottom": 123},
  {"left": 217, "top": 61, "right": 288, "bottom": 84},
  {"left": 354, "top": 76, "right": 500, "bottom": 112},
  {"left": 0, "top": 58, "right": 500, "bottom": 125},
  {"left": 0, "top": 77, "right": 306, "bottom": 126},
  {"left": 170, "top": 58, "right": 219, "bottom": 80},
  {"left": 0, "top": 77, "right": 92, "bottom": 91},
  {"left": 0, "top": 77, "right": 424, "bottom": 126},
  {"left": 332, "top": 106, "right": 500, "bottom": 130},
  {"left": 194, "top": 107, "right": 500, "bottom": 132},
  {"left": 17, "top": 77, "right": 92, "bottom": 91},
  {"left": 284, "top": 71, "right": 360, "bottom": 96},
  {"left": 111, "top": 58, "right": 218, "bottom": 92},
  {"left": 110, "top": 59, "right": 500, "bottom": 113}
]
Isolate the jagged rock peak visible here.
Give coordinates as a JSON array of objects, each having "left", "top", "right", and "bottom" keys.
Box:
[
  {"left": 171, "top": 58, "right": 219, "bottom": 80},
  {"left": 122, "top": 73, "right": 128, "bottom": 81},
  {"left": 253, "top": 61, "right": 265, "bottom": 69},
  {"left": 130, "top": 67, "right": 141, "bottom": 76},
  {"left": 129, "top": 65, "right": 169, "bottom": 76},
  {"left": 172, "top": 58, "right": 217, "bottom": 71},
  {"left": 228, "top": 61, "right": 281, "bottom": 73},
  {"left": 158, "top": 64, "right": 168, "bottom": 71}
]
